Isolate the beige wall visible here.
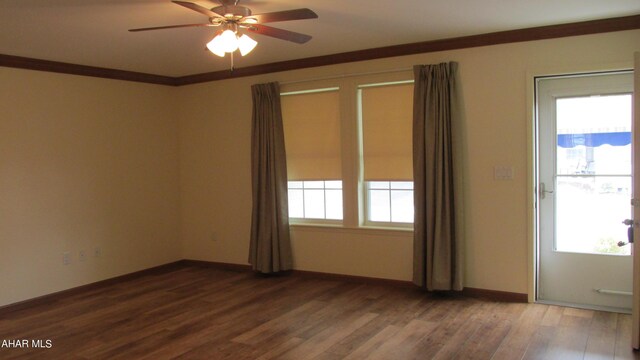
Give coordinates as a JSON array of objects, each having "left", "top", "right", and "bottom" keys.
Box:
[
  {"left": 177, "top": 30, "right": 640, "bottom": 295},
  {"left": 0, "top": 69, "right": 181, "bottom": 307}
]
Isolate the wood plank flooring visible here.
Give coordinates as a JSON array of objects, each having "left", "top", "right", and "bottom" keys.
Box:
[{"left": 0, "top": 264, "right": 639, "bottom": 359}]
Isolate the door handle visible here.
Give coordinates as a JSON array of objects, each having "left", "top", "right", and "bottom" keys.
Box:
[
  {"left": 621, "top": 219, "right": 636, "bottom": 245},
  {"left": 618, "top": 227, "right": 633, "bottom": 247},
  {"left": 539, "top": 182, "right": 554, "bottom": 199},
  {"left": 618, "top": 228, "right": 634, "bottom": 246}
]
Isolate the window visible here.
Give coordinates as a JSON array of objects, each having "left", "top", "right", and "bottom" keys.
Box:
[
  {"left": 366, "top": 181, "right": 414, "bottom": 223},
  {"left": 288, "top": 181, "right": 343, "bottom": 220},
  {"left": 280, "top": 75, "right": 415, "bottom": 228},
  {"left": 281, "top": 88, "right": 342, "bottom": 221},
  {"left": 359, "top": 82, "right": 414, "bottom": 225}
]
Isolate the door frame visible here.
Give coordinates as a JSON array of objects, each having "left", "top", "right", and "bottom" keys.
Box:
[
  {"left": 632, "top": 51, "right": 639, "bottom": 350},
  {"left": 526, "top": 62, "right": 636, "bottom": 305}
]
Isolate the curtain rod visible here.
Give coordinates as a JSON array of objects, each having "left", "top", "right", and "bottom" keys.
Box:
[{"left": 279, "top": 66, "right": 413, "bottom": 86}]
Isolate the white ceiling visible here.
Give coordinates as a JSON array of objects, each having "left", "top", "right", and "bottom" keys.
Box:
[{"left": 1, "top": 0, "right": 639, "bottom": 77}]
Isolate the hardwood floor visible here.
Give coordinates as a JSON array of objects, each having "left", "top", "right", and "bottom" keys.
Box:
[{"left": 0, "top": 264, "right": 639, "bottom": 359}]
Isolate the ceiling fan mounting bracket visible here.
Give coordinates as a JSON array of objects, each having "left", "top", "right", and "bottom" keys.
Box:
[
  {"left": 212, "top": 5, "right": 251, "bottom": 20},
  {"left": 217, "top": 0, "right": 239, "bottom": 6}
]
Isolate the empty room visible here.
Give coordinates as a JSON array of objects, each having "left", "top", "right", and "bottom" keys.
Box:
[{"left": 1, "top": 0, "right": 640, "bottom": 359}]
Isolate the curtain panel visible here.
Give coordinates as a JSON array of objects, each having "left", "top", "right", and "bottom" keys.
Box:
[
  {"left": 249, "top": 82, "right": 293, "bottom": 273},
  {"left": 412, "top": 62, "right": 464, "bottom": 291}
]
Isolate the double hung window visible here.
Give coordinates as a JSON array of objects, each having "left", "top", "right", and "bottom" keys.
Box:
[
  {"left": 281, "top": 88, "right": 343, "bottom": 221},
  {"left": 281, "top": 77, "right": 414, "bottom": 228},
  {"left": 359, "top": 82, "right": 414, "bottom": 225}
]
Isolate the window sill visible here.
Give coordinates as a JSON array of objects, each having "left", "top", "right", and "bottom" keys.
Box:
[{"left": 289, "top": 222, "right": 413, "bottom": 237}]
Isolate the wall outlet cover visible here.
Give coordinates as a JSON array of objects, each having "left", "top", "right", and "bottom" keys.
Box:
[{"left": 63, "top": 252, "right": 71, "bottom": 265}]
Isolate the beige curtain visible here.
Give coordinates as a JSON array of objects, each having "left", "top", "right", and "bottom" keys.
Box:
[
  {"left": 249, "top": 82, "right": 293, "bottom": 273},
  {"left": 412, "top": 62, "right": 464, "bottom": 291}
]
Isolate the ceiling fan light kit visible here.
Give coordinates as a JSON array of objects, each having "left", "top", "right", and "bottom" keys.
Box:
[
  {"left": 206, "top": 23, "right": 258, "bottom": 57},
  {"left": 129, "top": 0, "right": 317, "bottom": 68},
  {"left": 237, "top": 34, "right": 258, "bottom": 56}
]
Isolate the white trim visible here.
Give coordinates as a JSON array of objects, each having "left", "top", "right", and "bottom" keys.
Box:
[
  {"left": 290, "top": 223, "right": 413, "bottom": 237},
  {"left": 526, "top": 70, "right": 537, "bottom": 304},
  {"left": 536, "top": 299, "right": 630, "bottom": 314},
  {"left": 289, "top": 218, "right": 343, "bottom": 226},
  {"left": 280, "top": 87, "right": 339, "bottom": 96},
  {"left": 357, "top": 79, "right": 415, "bottom": 89}
]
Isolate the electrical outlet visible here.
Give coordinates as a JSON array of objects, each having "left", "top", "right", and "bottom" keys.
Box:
[
  {"left": 79, "top": 250, "right": 86, "bottom": 262},
  {"left": 63, "top": 252, "right": 71, "bottom": 265},
  {"left": 94, "top": 247, "right": 102, "bottom": 258}
]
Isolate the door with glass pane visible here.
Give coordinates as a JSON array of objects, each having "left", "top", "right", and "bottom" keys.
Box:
[{"left": 537, "top": 72, "right": 634, "bottom": 311}]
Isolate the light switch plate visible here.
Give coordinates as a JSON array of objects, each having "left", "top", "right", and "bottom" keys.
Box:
[{"left": 494, "top": 166, "right": 514, "bottom": 180}]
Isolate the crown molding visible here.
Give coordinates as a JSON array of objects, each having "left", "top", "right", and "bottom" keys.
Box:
[
  {"left": 0, "top": 54, "right": 177, "bottom": 86},
  {"left": 1, "top": 14, "right": 639, "bottom": 86}
]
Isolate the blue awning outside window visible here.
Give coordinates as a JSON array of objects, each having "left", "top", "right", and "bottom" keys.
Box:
[{"left": 557, "top": 132, "right": 631, "bottom": 148}]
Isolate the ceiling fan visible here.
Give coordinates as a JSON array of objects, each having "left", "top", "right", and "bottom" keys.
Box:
[{"left": 129, "top": 0, "right": 317, "bottom": 61}]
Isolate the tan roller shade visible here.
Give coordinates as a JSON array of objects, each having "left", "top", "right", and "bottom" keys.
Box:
[
  {"left": 282, "top": 90, "right": 342, "bottom": 180},
  {"left": 361, "top": 83, "right": 413, "bottom": 180}
]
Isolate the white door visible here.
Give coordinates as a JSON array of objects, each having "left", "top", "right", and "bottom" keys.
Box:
[{"left": 538, "top": 71, "right": 634, "bottom": 312}]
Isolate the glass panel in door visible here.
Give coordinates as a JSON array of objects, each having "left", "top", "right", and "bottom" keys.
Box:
[{"left": 555, "top": 94, "right": 632, "bottom": 255}]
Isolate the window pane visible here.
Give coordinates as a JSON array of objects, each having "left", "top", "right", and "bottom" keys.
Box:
[
  {"left": 325, "top": 189, "right": 343, "bottom": 220},
  {"left": 556, "top": 143, "right": 631, "bottom": 176},
  {"left": 288, "top": 180, "right": 343, "bottom": 221},
  {"left": 304, "top": 181, "right": 325, "bottom": 189},
  {"left": 368, "top": 181, "right": 390, "bottom": 190},
  {"left": 369, "top": 189, "right": 390, "bottom": 222},
  {"left": 325, "top": 180, "right": 343, "bottom": 189},
  {"left": 288, "top": 181, "right": 303, "bottom": 189},
  {"left": 555, "top": 176, "right": 631, "bottom": 255},
  {"left": 391, "top": 181, "right": 413, "bottom": 190},
  {"left": 304, "top": 189, "right": 325, "bottom": 219},
  {"left": 391, "top": 190, "right": 414, "bottom": 223},
  {"left": 288, "top": 189, "right": 304, "bottom": 218},
  {"left": 556, "top": 94, "right": 631, "bottom": 176}
]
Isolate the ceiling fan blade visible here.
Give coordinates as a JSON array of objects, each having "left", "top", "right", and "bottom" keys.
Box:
[
  {"left": 247, "top": 8, "right": 318, "bottom": 24},
  {"left": 129, "top": 23, "right": 214, "bottom": 32},
  {"left": 247, "top": 24, "right": 312, "bottom": 44},
  {"left": 172, "top": 0, "right": 222, "bottom": 18}
]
